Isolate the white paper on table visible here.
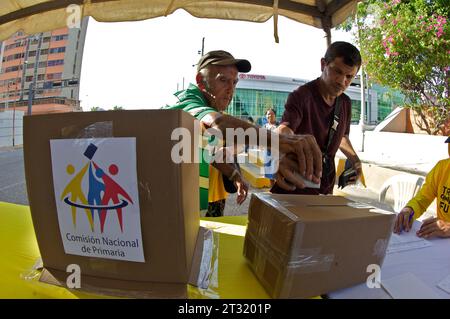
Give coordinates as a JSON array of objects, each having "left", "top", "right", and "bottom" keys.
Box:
[
  {"left": 437, "top": 274, "right": 450, "bottom": 294},
  {"left": 382, "top": 273, "right": 441, "bottom": 299},
  {"left": 387, "top": 221, "right": 431, "bottom": 254}
]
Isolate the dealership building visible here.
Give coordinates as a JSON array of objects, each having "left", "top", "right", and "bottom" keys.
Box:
[{"left": 228, "top": 73, "right": 403, "bottom": 126}]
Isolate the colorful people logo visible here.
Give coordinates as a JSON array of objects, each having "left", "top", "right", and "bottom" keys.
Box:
[{"left": 61, "top": 143, "right": 133, "bottom": 233}]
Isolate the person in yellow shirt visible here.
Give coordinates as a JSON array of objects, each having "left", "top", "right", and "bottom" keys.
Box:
[{"left": 394, "top": 136, "right": 450, "bottom": 238}]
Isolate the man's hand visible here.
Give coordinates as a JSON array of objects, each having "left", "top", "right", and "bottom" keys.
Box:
[
  {"left": 393, "top": 207, "right": 414, "bottom": 234},
  {"left": 277, "top": 134, "right": 322, "bottom": 189},
  {"left": 233, "top": 174, "right": 248, "bottom": 205},
  {"left": 275, "top": 154, "right": 300, "bottom": 191},
  {"left": 416, "top": 217, "right": 450, "bottom": 238},
  {"left": 275, "top": 153, "right": 320, "bottom": 190},
  {"left": 339, "top": 136, "right": 362, "bottom": 185}
]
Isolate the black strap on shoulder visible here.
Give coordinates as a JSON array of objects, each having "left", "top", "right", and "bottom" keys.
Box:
[{"left": 323, "top": 96, "right": 341, "bottom": 157}]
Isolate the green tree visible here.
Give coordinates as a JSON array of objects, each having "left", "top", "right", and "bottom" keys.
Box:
[
  {"left": 90, "top": 106, "right": 101, "bottom": 111},
  {"left": 341, "top": 0, "right": 449, "bottom": 135},
  {"left": 112, "top": 105, "right": 124, "bottom": 110}
]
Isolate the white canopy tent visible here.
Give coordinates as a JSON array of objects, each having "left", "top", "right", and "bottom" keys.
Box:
[{"left": 0, "top": 0, "right": 360, "bottom": 44}]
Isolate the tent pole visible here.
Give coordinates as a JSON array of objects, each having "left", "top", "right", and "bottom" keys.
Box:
[{"left": 324, "top": 27, "right": 331, "bottom": 47}]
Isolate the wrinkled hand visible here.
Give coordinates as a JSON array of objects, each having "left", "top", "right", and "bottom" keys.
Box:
[
  {"left": 277, "top": 134, "right": 322, "bottom": 190},
  {"left": 393, "top": 207, "right": 414, "bottom": 234},
  {"left": 417, "top": 217, "right": 450, "bottom": 239},
  {"left": 233, "top": 175, "right": 248, "bottom": 205}
]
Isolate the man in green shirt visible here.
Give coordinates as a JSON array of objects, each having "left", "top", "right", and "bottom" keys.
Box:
[{"left": 166, "top": 50, "right": 323, "bottom": 215}]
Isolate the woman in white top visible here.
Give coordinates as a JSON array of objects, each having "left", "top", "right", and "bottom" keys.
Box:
[
  {"left": 263, "top": 108, "right": 278, "bottom": 131},
  {"left": 263, "top": 108, "right": 279, "bottom": 181}
]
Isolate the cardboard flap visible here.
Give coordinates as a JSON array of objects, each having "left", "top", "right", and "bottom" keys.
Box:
[
  {"left": 188, "top": 226, "right": 213, "bottom": 289},
  {"left": 267, "top": 194, "right": 351, "bottom": 207}
]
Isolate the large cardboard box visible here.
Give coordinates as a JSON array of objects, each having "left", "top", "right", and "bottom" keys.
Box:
[
  {"left": 23, "top": 110, "right": 205, "bottom": 298},
  {"left": 243, "top": 193, "right": 395, "bottom": 298}
]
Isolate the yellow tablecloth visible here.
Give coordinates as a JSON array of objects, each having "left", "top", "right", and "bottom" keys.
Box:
[{"left": 0, "top": 202, "right": 269, "bottom": 299}]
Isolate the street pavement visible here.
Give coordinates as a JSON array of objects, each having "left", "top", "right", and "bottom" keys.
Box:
[{"left": 0, "top": 146, "right": 28, "bottom": 205}]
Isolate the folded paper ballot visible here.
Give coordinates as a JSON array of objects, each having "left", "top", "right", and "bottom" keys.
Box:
[
  {"left": 265, "top": 153, "right": 320, "bottom": 189},
  {"left": 292, "top": 172, "right": 320, "bottom": 189}
]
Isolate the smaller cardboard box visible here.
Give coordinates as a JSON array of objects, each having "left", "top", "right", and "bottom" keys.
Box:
[{"left": 243, "top": 193, "right": 395, "bottom": 298}]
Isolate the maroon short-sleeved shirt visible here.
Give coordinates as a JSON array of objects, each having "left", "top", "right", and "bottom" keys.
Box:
[{"left": 271, "top": 78, "right": 352, "bottom": 195}]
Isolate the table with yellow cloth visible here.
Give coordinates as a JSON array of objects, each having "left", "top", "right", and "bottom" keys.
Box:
[{"left": 0, "top": 201, "right": 270, "bottom": 299}]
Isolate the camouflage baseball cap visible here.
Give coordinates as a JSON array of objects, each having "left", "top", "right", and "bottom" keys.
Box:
[{"left": 197, "top": 50, "right": 251, "bottom": 73}]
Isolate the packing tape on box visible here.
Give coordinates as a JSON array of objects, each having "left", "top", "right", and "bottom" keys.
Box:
[
  {"left": 196, "top": 228, "right": 216, "bottom": 289},
  {"left": 256, "top": 193, "right": 300, "bottom": 221},
  {"left": 61, "top": 121, "right": 114, "bottom": 139},
  {"left": 346, "top": 202, "right": 376, "bottom": 209},
  {"left": 246, "top": 228, "right": 333, "bottom": 275},
  {"left": 250, "top": 193, "right": 301, "bottom": 263},
  {"left": 254, "top": 194, "right": 334, "bottom": 272},
  {"left": 246, "top": 230, "right": 289, "bottom": 266},
  {"left": 244, "top": 232, "right": 285, "bottom": 295},
  {"left": 278, "top": 253, "right": 335, "bottom": 298},
  {"left": 188, "top": 230, "right": 221, "bottom": 299},
  {"left": 373, "top": 238, "right": 389, "bottom": 259},
  {"left": 245, "top": 231, "right": 334, "bottom": 299},
  {"left": 248, "top": 194, "right": 307, "bottom": 267},
  {"left": 287, "top": 250, "right": 334, "bottom": 273},
  {"left": 289, "top": 223, "right": 334, "bottom": 274},
  {"left": 20, "top": 257, "right": 44, "bottom": 281}
]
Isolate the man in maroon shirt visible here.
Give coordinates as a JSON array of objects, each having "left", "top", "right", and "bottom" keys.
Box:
[{"left": 272, "top": 41, "right": 363, "bottom": 195}]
